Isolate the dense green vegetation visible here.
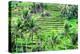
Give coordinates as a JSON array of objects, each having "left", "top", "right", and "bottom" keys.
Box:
[{"left": 9, "top": 1, "right": 78, "bottom": 53}]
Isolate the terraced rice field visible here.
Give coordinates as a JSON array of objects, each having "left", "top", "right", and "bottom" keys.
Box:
[{"left": 9, "top": 1, "right": 78, "bottom": 53}]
